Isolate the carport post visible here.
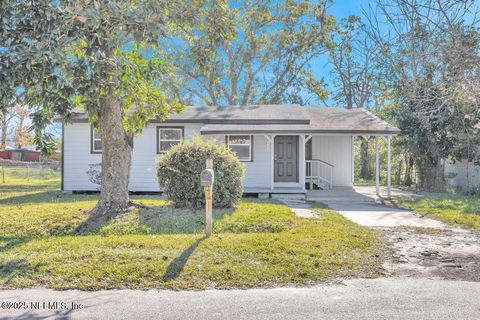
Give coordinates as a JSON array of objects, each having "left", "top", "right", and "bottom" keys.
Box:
[
  {"left": 387, "top": 136, "right": 391, "bottom": 199},
  {"left": 375, "top": 137, "right": 380, "bottom": 197}
]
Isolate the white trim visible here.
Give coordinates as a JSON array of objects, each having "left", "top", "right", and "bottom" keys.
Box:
[
  {"left": 387, "top": 135, "right": 391, "bottom": 198},
  {"left": 92, "top": 128, "right": 102, "bottom": 153},
  {"left": 375, "top": 137, "right": 380, "bottom": 197},
  {"left": 203, "top": 133, "right": 398, "bottom": 137},
  {"left": 351, "top": 136, "right": 355, "bottom": 185},
  {"left": 274, "top": 182, "right": 302, "bottom": 188},
  {"left": 226, "top": 135, "right": 252, "bottom": 162},
  {"left": 270, "top": 135, "right": 276, "bottom": 190},
  {"left": 300, "top": 135, "right": 306, "bottom": 191},
  {"left": 157, "top": 127, "right": 183, "bottom": 153}
]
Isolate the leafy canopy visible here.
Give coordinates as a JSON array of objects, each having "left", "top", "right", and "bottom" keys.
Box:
[
  {"left": 167, "top": 0, "right": 335, "bottom": 106},
  {"left": 0, "top": 0, "right": 200, "bottom": 153}
]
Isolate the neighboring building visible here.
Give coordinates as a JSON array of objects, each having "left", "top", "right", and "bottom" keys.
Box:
[
  {"left": 445, "top": 160, "right": 480, "bottom": 191},
  {"left": 60, "top": 105, "right": 400, "bottom": 195},
  {"left": 0, "top": 148, "right": 41, "bottom": 162}
]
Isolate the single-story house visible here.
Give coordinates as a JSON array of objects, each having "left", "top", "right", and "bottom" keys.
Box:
[
  {"left": 60, "top": 105, "right": 400, "bottom": 196},
  {"left": 0, "top": 148, "right": 41, "bottom": 162}
]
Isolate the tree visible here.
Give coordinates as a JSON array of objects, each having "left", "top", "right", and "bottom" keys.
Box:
[
  {"left": 0, "top": 105, "right": 14, "bottom": 149},
  {"left": 363, "top": 0, "right": 480, "bottom": 190},
  {"left": 328, "top": 16, "right": 376, "bottom": 110},
  {"left": 14, "top": 105, "right": 30, "bottom": 148},
  {"left": 167, "top": 0, "right": 334, "bottom": 106},
  {"left": 0, "top": 56, "right": 19, "bottom": 149},
  {"left": 1, "top": 0, "right": 200, "bottom": 215},
  {"left": 328, "top": 17, "right": 378, "bottom": 180}
]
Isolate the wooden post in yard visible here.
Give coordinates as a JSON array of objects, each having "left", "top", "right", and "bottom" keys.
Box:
[
  {"left": 202, "top": 159, "right": 214, "bottom": 236},
  {"left": 1, "top": 166, "right": 4, "bottom": 184}
]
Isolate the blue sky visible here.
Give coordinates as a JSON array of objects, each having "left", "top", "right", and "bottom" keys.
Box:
[
  {"left": 310, "top": 0, "right": 366, "bottom": 105},
  {"left": 9, "top": 1, "right": 370, "bottom": 142}
]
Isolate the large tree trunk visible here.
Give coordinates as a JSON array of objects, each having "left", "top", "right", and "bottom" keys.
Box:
[
  {"left": 359, "top": 137, "right": 371, "bottom": 179},
  {"left": 395, "top": 159, "right": 403, "bottom": 185},
  {"left": 404, "top": 154, "right": 414, "bottom": 186},
  {"left": 92, "top": 91, "right": 133, "bottom": 216},
  {"left": 0, "top": 108, "right": 7, "bottom": 149}
]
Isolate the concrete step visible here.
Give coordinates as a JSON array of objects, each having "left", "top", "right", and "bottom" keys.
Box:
[{"left": 271, "top": 193, "right": 306, "bottom": 200}]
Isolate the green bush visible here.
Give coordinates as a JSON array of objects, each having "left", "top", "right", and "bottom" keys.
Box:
[{"left": 156, "top": 137, "right": 245, "bottom": 208}]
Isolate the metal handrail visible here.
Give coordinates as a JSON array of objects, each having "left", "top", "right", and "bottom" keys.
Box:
[
  {"left": 305, "top": 159, "right": 333, "bottom": 190},
  {"left": 310, "top": 158, "right": 334, "bottom": 168}
]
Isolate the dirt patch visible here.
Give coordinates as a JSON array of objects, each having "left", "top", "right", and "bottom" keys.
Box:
[{"left": 382, "top": 226, "right": 480, "bottom": 282}]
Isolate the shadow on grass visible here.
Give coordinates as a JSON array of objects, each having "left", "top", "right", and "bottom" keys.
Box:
[
  {"left": 0, "top": 238, "right": 46, "bottom": 288},
  {"left": 137, "top": 206, "right": 235, "bottom": 234},
  {"left": 0, "top": 237, "right": 31, "bottom": 253},
  {"left": 162, "top": 236, "right": 207, "bottom": 282},
  {"left": 0, "top": 258, "right": 44, "bottom": 285},
  {"left": 74, "top": 213, "right": 113, "bottom": 235},
  {"left": 0, "top": 190, "right": 96, "bottom": 205}
]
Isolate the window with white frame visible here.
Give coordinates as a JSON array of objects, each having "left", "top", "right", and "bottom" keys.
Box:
[
  {"left": 157, "top": 127, "right": 183, "bottom": 153},
  {"left": 226, "top": 135, "right": 252, "bottom": 161},
  {"left": 91, "top": 127, "right": 102, "bottom": 153}
]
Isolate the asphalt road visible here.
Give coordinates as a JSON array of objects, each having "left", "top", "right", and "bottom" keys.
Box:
[{"left": 1, "top": 278, "right": 480, "bottom": 320}]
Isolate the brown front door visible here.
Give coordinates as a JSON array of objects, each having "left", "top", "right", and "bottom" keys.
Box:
[{"left": 274, "top": 136, "right": 299, "bottom": 182}]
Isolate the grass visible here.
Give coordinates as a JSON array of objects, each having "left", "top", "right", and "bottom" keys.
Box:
[
  {"left": 0, "top": 170, "right": 382, "bottom": 290},
  {"left": 393, "top": 194, "right": 480, "bottom": 230}
]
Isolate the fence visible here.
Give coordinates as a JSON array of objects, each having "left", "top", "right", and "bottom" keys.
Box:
[{"left": 0, "top": 160, "right": 61, "bottom": 184}]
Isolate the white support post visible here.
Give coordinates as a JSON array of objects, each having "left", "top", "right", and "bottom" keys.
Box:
[
  {"left": 375, "top": 137, "right": 380, "bottom": 197},
  {"left": 270, "top": 135, "right": 275, "bottom": 190},
  {"left": 351, "top": 136, "right": 355, "bottom": 185},
  {"left": 387, "top": 135, "right": 391, "bottom": 199},
  {"left": 301, "top": 135, "right": 306, "bottom": 191}
]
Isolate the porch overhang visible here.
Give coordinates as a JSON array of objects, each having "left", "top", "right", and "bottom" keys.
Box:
[{"left": 199, "top": 124, "right": 400, "bottom": 136}]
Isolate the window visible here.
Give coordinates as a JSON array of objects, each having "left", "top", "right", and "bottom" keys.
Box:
[
  {"left": 91, "top": 127, "right": 102, "bottom": 153},
  {"left": 157, "top": 127, "right": 183, "bottom": 153},
  {"left": 227, "top": 135, "right": 253, "bottom": 161}
]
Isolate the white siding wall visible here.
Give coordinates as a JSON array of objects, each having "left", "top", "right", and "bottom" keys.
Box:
[
  {"left": 310, "top": 135, "right": 354, "bottom": 187},
  {"left": 129, "top": 123, "right": 203, "bottom": 191},
  {"left": 63, "top": 123, "right": 272, "bottom": 191},
  {"left": 445, "top": 160, "right": 480, "bottom": 190},
  {"left": 63, "top": 122, "right": 101, "bottom": 191},
  {"left": 64, "top": 123, "right": 354, "bottom": 191},
  {"left": 201, "top": 134, "right": 272, "bottom": 188}
]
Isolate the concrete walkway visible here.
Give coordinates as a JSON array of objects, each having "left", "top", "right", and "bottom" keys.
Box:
[
  {"left": 308, "top": 186, "right": 445, "bottom": 228},
  {"left": 1, "top": 278, "right": 479, "bottom": 320},
  {"left": 277, "top": 198, "right": 317, "bottom": 218}
]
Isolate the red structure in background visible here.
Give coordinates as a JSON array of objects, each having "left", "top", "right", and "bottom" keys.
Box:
[
  {"left": 0, "top": 149, "right": 41, "bottom": 162},
  {"left": 0, "top": 150, "right": 10, "bottom": 160}
]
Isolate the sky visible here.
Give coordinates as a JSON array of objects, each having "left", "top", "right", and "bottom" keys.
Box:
[
  {"left": 6, "top": 0, "right": 369, "bottom": 143},
  {"left": 310, "top": 0, "right": 367, "bottom": 105}
]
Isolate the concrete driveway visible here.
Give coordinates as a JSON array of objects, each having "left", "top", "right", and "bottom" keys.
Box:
[
  {"left": 1, "top": 278, "right": 480, "bottom": 320},
  {"left": 308, "top": 186, "right": 445, "bottom": 228}
]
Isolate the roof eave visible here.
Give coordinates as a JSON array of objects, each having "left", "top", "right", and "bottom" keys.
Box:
[{"left": 200, "top": 129, "right": 401, "bottom": 135}]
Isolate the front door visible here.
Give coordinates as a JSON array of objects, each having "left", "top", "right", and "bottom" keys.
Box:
[{"left": 274, "top": 136, "right": 299, "bottom": 182}]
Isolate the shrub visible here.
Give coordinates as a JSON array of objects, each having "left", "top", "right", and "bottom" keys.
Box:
[{"left": 157, "top": 137, "right": 245, "bottom": 208}]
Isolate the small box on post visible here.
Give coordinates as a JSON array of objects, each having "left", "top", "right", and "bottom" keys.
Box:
[{"left": 201, "top": 159, "right": 214, "bottom": 236}]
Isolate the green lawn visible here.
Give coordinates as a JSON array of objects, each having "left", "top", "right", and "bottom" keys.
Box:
[
  {"left": 0, "top": 169, "right": 382, "bottom": 290},
  {"left": 393, "top": 194, "right": 480, "bottom": 230}
]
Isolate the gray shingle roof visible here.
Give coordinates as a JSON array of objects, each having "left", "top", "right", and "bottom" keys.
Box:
[
  {"left": 66, "top": 105, "right": 400, "bottom": 134},
  {"left": 200, "top": 107, "right": 400, "bottom": 135},
  {"left": 167, "top": 105, "right": 309, "bottom": 123}
]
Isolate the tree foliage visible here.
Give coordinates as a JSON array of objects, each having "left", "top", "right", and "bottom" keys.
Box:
[
  {"left": 364, "top": 0, "right": 480, "bottom": 190},
  {"left": 0, "top": 0, "right": 201, "bottom": 214},
  {"left": 168, "top": 0, "right": 334, "bottom": 106}
]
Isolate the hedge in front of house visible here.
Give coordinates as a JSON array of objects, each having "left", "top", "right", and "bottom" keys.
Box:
[{"left": 156, "top": 137, "right": 245, "bottom": 208}]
